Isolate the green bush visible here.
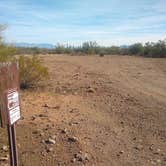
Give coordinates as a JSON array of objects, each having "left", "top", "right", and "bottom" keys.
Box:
[
  {"left": 0, "top": 24, "right": 49, "bottom": 89},
  {"left": 128, "top": 43, "right": 144, "bottom": 55},
  {"left": 19, "top": 56, "right": 49, "bottom": 89},
  {"left": 0, "top": 45, "right": 17, "bottom": 62},
  {"left": 99, "top": 51, "right": 105, "bottom": 57}
]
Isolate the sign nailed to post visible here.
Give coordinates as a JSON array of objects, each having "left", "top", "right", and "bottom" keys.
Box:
[
  {"left": 0, "top": 62, "right": 20, "bottom": 127},
  {"left": 0, "top": 62, "right": 20, "bottom": 166},
  {"left": 7, "top": 89, "right": 21, "bottom": 125}
]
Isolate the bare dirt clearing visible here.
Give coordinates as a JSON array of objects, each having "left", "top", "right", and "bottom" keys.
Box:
[{"left": 1, "top": 55, "right": 166, "bottom": 166}]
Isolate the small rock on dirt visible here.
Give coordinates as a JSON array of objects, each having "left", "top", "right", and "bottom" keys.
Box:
[
  {"left": 46, "top": 147, "right": 54, "bottom": 153},
  {"left": 71, "top": 158, "right": 76, "bottom": 163},
  {"left": 61, "top": 128, "right": 67, "bottom": 134},
  {"left": 151, "top": 147, "right": 161, "bottom": 155},
  {"left": 119, "top": 150, "right": 124, "bottom": 154},
  {"left": 38, "top": 114, "right": 48, "bottom": 118},
  {"left": 156, "top": 149, "right": 161, "bottom": 153},
  {"left": 134, "top": 145, "right": 143, "bottom": 150},
  {"left": 156, "top": 159, "right": 161, "bottom": 163},
  {"left": 41, "top": 140, "right": 45, "bottom": 144},
  {"left": 87, "top": 87, "right": 95, "bottom": 93},
  {"left": 41, "top": 151, "right": 46, "bottom": 157},
  {"left": 45, "top": 138, "right": 56, "bottom": 144},
  {"left": 68, "top": 136, "right": 78, "bottom": 142},
  {"left": 31, "top": 116, "right": 36, "bottom": 120},
  {"left": 40, "top": 132, "right": 45, "bottom": 137},
  {"left": 32, "top": 130, "right": 40, "bottom": 134},
  {"left": 74, "top": 152, "right": 89, "bottom": 162},
  {"left": 2, "top": 146, "right": 8, "bottom": 152},
  {"left": 117, "top": 151, "right": 124, "bottom": 157}
]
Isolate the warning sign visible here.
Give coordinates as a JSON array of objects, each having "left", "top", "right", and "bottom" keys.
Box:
[
  {"left": 7, "top": 90, "right": 21, "bottom": 125},
  {"left": 0, "top": 62, "right": 20, "bottom": 127},
  {"left": 7, "top": 91, "right": 19, "bottom": 110},
  {"left": 9, "top": 106, "right": 21, "bottom": 125}
]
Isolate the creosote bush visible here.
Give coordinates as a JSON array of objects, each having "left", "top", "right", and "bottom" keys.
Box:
[
  {"left": 0, "top": 24, "right": 49, "bottom": 89},
  {"left": 0, "top": 45, "right": 17, "bottom": 62},
  {"left": 19, "top": 55, "right": 49, "bottom": 89}
]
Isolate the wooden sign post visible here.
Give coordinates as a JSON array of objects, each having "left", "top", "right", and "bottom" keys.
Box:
[{"left": 0, "top": 62, "right": 21, "bottom": 166}]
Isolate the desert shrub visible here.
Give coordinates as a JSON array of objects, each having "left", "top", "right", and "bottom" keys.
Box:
[
  {"left": 0, "top": 24, "right": 49, "bottom": 89},
  {"left": 144, "top": 40, "right": 166, "bottom": 58},
  {"left": 19, "top": 56, "right": 49, "bottom": 89},
  {"left": 0, "top": 45, "right": 17, "bottom": 62},
  {"left": 99, "top": 50, "right": 105, "bottom": 57},
  {"left": 0, "top": 53, "right": 49, "bottom": 89},
  {"left": 128, "top": 43, "right": 144, "bottom": 56},
  {"left": 99, "top": 52, "right": 104, "bottom": 57}
]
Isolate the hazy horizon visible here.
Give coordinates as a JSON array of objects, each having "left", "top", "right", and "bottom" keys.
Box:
[{"left": 0, "top": 0, "right": 166, "bottom": 46}]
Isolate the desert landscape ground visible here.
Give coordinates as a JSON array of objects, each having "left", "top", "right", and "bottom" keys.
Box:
[{"left": 0, "top": 55, "right": 166, "bottom": 166}]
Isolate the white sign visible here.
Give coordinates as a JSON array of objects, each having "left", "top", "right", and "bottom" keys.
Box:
[
  {"left": 9, "top": 106, "right": 21, "bottom": 125},
  {"left": 7, "top": 91, "right": 19, "bottom": 110},
  {"left": 7, "top": 90, "right": 20, "bottom": 125}
]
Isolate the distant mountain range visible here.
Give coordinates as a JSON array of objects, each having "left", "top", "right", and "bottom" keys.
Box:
[{"left": 14, "top": 42, "right": 55, "bottom": 49}]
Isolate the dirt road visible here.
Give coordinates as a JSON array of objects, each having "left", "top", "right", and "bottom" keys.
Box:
[{"left": 0, "top": 55, "right": 166, "bottom": 166}]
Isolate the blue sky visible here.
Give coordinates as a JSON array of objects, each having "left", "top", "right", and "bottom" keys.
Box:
[{"left": 0, "top": 0, "right": 166, "bottom": 46}]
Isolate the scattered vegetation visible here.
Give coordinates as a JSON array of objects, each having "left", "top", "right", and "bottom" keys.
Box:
[
  {"left": 0, "top": 44, "right": 17, "bottom": 62},
  {"left": 0, "top": 24, "right": 49, "bottom": 89},
  {"left": 19, "top": 56, "right": 49, "bottom": 89},
  {"left": 17, "top": 40, "right": 166, "bottom": 58}
]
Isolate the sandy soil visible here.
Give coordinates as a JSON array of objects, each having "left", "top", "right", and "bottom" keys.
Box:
[{"left": 0, "top": 55, "right": 166, "bottom": 166}]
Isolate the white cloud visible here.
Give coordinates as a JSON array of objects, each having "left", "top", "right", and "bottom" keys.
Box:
[{"left": 1, "top": 0, "right": 166, "bottom": 45}]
